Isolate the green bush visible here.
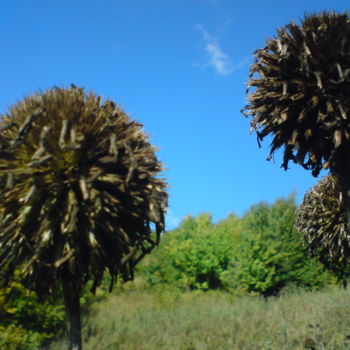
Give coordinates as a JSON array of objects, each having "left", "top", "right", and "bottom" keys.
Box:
[
  {"left": 0, "top": 277, "right": 65, "bottom": 348},
  {"left": 0, "top": 272, "right": 111, "bottom": 349},
  {"left": 0, "top": 263, "right": 117, "bottom": 349},
  {"left": 0, "top": 324, "right": 42, "bottom": 350}
]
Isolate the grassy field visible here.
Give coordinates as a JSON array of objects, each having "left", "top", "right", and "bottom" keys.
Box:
[{"left": 46, "top": 284, "right": 350, "bottom": 350}]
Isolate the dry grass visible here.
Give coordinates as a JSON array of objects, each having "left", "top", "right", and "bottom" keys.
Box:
[{"left": 47, "top": 286, "right": 350, "bottom": 350}]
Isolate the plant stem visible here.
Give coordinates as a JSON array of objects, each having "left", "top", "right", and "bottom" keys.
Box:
[
  {"left": 62, "top": 271, "right": 82, "bottom": 350},
  {"left": 334, "top": 150, "right": 350, "bottom": 234}
]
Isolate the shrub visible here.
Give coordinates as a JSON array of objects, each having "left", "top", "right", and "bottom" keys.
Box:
[{"left": 0, "top": 276, "right": 64, "bottom": 349}]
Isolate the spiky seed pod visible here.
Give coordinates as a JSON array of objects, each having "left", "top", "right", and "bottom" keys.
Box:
[
  {"left": 243, "top": 11, "right": 350, "bottom": 177},
  {"left": 0, "top": 86, "right": 168, "bottom": 297},
  {"left": 296, "top": 175, "right": 350, "bottom": 260}
]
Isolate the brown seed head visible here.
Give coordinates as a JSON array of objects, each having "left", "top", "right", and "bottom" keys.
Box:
[
  {"left": 0, "top": 86, "right": 168, "bottom": 296},
  {"left": 243, "top": 11, "right": 350, "bottom": 176}
]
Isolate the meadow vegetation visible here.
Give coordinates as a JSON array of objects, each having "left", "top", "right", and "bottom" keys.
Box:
[
  {"left": 1, "top": 194, "right": 349, "bottom": 349},
  {"left": 47, "top": 287, "right": 350, "bottom": 350}
]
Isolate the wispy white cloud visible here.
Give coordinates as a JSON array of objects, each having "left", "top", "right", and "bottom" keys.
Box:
[
  {"left": 205, "top": 42, "right": 233, "bottom": 75},
  {"left": 196, "top": 25, "right": 233, "bottom": 75}
]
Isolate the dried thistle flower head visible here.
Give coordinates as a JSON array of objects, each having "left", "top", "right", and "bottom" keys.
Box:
[
  {"left": 0, "top": 85, "right": 168, "bottom": 296},
  {"left": 243, "top": 11, "right": 350, "bottom": 177},
  {"left": 296, "top": 175, "right": 350, "bottom": 260}
]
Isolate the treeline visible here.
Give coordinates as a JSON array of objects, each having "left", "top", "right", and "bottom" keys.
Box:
[
  {"left": 0, "top": 194, "right": 347, "bottom": 349},
  {"left": 138, "top": 194, "right": 348, "bottom": 295}
]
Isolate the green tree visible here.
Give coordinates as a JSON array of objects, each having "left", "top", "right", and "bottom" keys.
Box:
[
  {"left": 242, "top": 12, "right": 350, "bottom": 232},
  {"left": 140, "top": 213, "right": 240, "bottom": 290},
  {"left": 0, "top": 86, "right": 168, "bottom": 350},
  {"left": 140, "top": 198, "right": 335, "bottom": 295},
  {"left": 222, "top": 196, "right": 334, "bottom": 296}
]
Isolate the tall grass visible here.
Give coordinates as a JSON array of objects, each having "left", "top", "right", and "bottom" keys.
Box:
[{"left": 47, "top": 285, "right": 350, "bottom": 350}]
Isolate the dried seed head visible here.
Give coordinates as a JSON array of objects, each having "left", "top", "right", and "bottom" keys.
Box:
[
  {"left": 243, "top": 11, "right": 350, "bottom": 177},
  {"left": 296, "top": 175, "right": 350, "bottom": 260},
  {"left": 0, "top": 86, "right": 168, "bottom": 296}
]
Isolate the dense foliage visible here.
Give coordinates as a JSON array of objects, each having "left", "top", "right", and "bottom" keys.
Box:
[
  {"left": 0, "top": 277, "right": 64, "bottom": 349},
  {"left": 222, "top": 196, "right": 335, "bottom": 296},
  {"left": 140, "top": 195, "right": 338, "bottom": 296},
  {"left": 139, "top": 213, "right": 239, "bottom": 290}
]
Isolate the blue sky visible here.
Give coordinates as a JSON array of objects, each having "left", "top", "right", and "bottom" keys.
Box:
[{"left": 0, "top": 0, "right": 349, "bottom": 229}]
